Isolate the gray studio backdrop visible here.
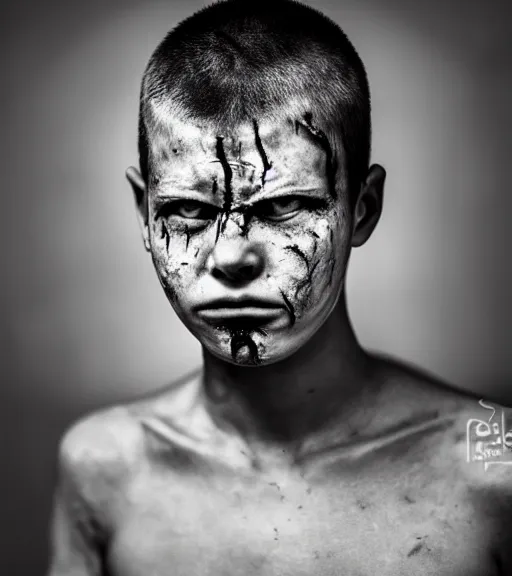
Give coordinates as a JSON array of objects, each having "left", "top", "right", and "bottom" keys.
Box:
[{"left": 2, "top": 0, "right": 510, "bottom": 574}]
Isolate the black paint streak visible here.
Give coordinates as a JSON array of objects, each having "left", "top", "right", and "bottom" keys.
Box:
[
  {"left": 303, "top": 112, "right": 337, "bottom": 199},
  {"left": 216, "top": 136, "right": 233, "bottom": 235},
  {"left": 230, "top": 330, "right": 260, "bottom": 365},
  {"left": 160, "top": 221, "right": 170, "bottom": 253},
  {"left": 279, "top": 290, "right": 296, "bottom": 326},
  {"left": 252, "top": 119, "right": 272, "bottom": 186},
  {"left": 211, "top": 176, "right": 218, "bottom": 195},
  {"left": 311, "top": 231, "right": 320, "bottom": 239},
  {"left": 194, "top": 248, "right": 200, "bottom": 258},
  {"left": 184, "top": 225, "right": 190, "bottom": 251},
  {"left": 285, "top": 245, "right": 310, "bottom": 271}
]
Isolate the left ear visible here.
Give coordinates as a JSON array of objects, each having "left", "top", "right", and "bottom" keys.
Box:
[
  {"left": 351, "top": 164, "right": 386, "bottom": 248},
  {"left": 126, "top": 166, "right": 151, "bottom": 252}
]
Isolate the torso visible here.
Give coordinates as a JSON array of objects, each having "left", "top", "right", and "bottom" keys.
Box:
[{"left": 77, "top": 364, "right": 512, "bottom": 576}]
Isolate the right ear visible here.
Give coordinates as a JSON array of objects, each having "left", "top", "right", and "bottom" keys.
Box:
[{"left": 126, "top": 166, "right": 151, "bottom": 251}]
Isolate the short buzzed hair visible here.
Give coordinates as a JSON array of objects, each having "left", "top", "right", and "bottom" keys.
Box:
[{"left": 138, "top": 0, "right": 371, "bottom": 205}]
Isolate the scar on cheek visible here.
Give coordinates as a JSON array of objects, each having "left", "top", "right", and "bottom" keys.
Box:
[
  {"left": 284, "top": 245, "right": 310, "bottom": 272},
  {"left": 293, "top": 259, "right": 320, "bottom": 300},
  {"left": 279, "top": 290, "right": 296, "bottom": 326}
]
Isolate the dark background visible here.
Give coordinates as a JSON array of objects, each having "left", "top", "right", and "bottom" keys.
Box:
[{"left": 2, "top": 0, "right": 510, "bottom": 574}]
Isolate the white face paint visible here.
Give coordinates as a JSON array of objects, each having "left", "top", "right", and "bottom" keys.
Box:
[{"left": 146, "top": 116, "right": 353, "bottom": 366}]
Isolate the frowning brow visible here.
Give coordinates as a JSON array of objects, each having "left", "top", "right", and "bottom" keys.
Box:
[{"left": 153, "top": 177, "right": 218, "bottom": 196}]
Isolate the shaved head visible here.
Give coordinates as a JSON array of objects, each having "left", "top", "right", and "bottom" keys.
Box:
[{"left": 138, "top": 0, "right": 371, "bottom": 205}]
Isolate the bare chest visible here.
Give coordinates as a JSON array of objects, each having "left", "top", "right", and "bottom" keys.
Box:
[{"left": 106, "top": 467, "right": 501, "bottom": 576}]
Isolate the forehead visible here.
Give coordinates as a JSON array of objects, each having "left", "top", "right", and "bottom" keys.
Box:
[{"left": 147, "top": 114, "right": 341, "bottom": 195}]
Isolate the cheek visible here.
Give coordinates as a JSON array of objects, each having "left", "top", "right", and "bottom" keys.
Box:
[
  {"left": 150, "top": 219, "right": 204, "bottom": 298},
  {"left": 265, "top": 210, "right": 349, "bottom": 314}
]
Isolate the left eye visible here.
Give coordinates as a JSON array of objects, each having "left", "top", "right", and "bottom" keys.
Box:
[{"left": 256, "top": 197, "right": 304, "bottom": 221}]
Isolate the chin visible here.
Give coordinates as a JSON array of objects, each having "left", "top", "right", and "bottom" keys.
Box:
[{"left": 201, "top": 330, "right": 311, "bottom": 368}]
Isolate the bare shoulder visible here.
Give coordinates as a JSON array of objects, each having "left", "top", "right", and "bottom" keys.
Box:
[
  {"left": 371, "top": 353, "right": 512, "bottom": 512},
  {"left": 57, "top": 403, "right": 145, "bottom": 508},
  {"left": 59, "top": 370, "right": 201, "bottom": 481}
]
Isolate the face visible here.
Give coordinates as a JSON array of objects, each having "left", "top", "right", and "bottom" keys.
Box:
[{"left": 134, "top": 116, "right": 356, "bottom": 366}]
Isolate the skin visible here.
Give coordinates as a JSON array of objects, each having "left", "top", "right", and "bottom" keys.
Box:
[{"left": 47, "top": 114, "right": 512, "bottom": 576}]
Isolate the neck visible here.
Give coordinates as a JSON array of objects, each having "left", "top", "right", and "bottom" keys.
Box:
[{"left": 202, "top": 292, "right": 379, "bottom": 451}]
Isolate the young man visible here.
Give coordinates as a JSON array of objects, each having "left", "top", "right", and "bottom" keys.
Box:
[{"left": 47, "top": 1, "right": 512, "bottom": 574}]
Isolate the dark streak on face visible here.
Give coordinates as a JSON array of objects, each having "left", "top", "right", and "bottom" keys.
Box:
[
  {"left": 284, "top": 245, "right": 310, "bottom": 272},
  {"left": 184, "top": 225, "right": 190, "bottom": 251},
  {"left": 293, "top": 258, "right": 319, "bottom": 300},
  {"left": 279, "top": 289, "right": 296, "bottom": 326},
  {"left": 194, "top": 247, "right": 200, "bottom": 258},
  {"left": 239, "top": 211, "right": 251, "bottom": 238},
  {"left": 230, "top": 330, "right": 260, "bottom": 365},
  {"left": 302, "top": 112, "right": 337, "bottom": 199},
  {"left": 211, "top": 176, "right": 218, "bottom": 195},
  {"left": 215, "top": 136, "right": 233, "bottom": 235},
  {"left": 252, "top": 119, "right": 272, "bottom": 186},
  {"left": 160, "top": 220, "right": 170, "bottom": 253},
  {"left": 311, "top": 231, "right": 320, "bottom": 239}
]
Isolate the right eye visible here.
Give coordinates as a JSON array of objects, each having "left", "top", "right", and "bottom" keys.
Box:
[{"left": 157, "top": 200, "right": 218, "bottom": 222}]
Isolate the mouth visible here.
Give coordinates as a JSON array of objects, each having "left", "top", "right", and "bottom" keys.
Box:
[{"left": 194, "top": 298, "right": 284, "bottom": 328}]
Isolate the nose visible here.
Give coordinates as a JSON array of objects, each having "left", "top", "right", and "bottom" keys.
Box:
[{"left": 207, "top": 241, "right": 264, "bottom": 286}]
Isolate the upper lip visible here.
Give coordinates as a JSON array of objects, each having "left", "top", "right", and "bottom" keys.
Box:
[{"left": 194, "top": 297, "right": 283, "bottom": 312}]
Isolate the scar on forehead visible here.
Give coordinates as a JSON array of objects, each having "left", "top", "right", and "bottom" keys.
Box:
[{"left": 295, "top": 112, "right": 337, "bottom": 199}]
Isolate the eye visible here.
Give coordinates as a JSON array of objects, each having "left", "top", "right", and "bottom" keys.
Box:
[
  {"left": 256, "top": 197, "right": 306, "bottom": 221},
  {"left": 157, "top": 200, "right": 218, "bottom": 222}
]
